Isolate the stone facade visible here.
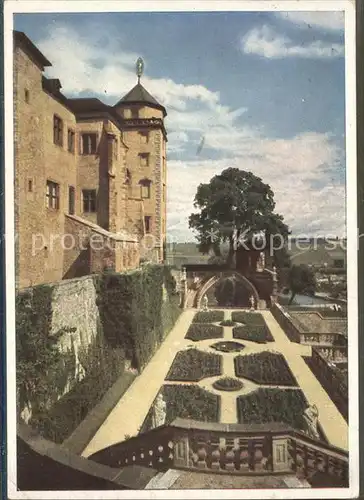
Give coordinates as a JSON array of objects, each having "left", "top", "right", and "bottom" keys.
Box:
[{"left": 13, "top": 31, "right": 167, "bottom": 288}]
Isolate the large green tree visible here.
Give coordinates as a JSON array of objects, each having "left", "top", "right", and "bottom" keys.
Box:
[{"left": 189, "top": 168, "right": 289, "bottom": 267}]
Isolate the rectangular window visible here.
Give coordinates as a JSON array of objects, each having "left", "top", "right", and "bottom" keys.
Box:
[
  {"left": 82, "top": 189, "right": 96, "bottom": 213},
  {"left": 140, "top": 183, "right": 151, "bottom": 199},
  {"left": 140, "top": 131, "right": 149, "bottom": 144},
  {"left": 28, "top": 179, "right": 33, "bottom": 192},
  {"left": 53, "top": 115, "right": 63, "bottom": 146},
  {"left": 81, "top": 133, "right": 97, "bottom": 155},
  {"left": 25, "top": 89, "right": 29, "bottom": 103},
  {"left": 46, "top": 180, "right": 59, "bottom": 209},
  {"left": 139, "top": 153, "right": 149, "bottom": 167},
  {"left": 144, "top": 216, "right": 152, "bottom": 233},
  {"left": 68, "top": 129, "right": 75, "bottom": 153},
  {"left": 114, "top": 139, "right": 118, "bottom": 160},
  {"left": 131, "top": 107, "right": 140, "bottom": 119},
  {"left": 68, "top": 186, "right": 75, "bottom": 215},
  {"left": 162, "top": 183, "right": 166, "bottom": 202}
]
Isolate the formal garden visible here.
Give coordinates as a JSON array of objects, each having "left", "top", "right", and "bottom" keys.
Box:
[
  {"left": 234, "top": 352, "right": 298, "bottom": 386},
  {"left": 165, "top": 348, "right": 222, "bottom": 382},
  {"left": 193, "top": 310, "right": 225, "bottom": 323}
]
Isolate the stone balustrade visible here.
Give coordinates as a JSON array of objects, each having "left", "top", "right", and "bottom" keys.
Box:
[{"left": 89, "top": 419, "right": 348, "bottom": 485}]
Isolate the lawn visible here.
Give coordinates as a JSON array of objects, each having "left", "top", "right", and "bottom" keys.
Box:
[
  {"left": 166, "top": 348, "right": 222, "bottom": 382},
  {"left": 185, "top": 323, "right": 224, "bottom": 341},
  {"left": 237, "top": 388, "right": 308, "bottom": 430},
  {"left": 234, "top": 352, "right": 298, "bottom": 386}
]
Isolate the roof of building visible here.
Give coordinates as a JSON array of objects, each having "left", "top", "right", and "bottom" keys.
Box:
[
  {"left": 14, "top": 31, "right": 52, "bottom": 69},
  {"left": 115, "top": 82, "right": 167, "bottom": 116}
]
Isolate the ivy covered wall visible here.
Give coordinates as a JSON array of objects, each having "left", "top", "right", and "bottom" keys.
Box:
[{"left": 16, "top": 265, "right": 180, "bottom": 443}]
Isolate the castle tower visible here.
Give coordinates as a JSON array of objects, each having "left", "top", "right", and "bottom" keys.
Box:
[{"left": 113, "top": 58, "right": 167, "bottom": 263}]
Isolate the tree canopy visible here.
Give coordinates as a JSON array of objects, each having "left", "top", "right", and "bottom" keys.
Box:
[
  {"left": 189, "top": 168, "right": 289, "bottom": 266},
  {"left": 288, "top": 264, "right": 316, "bottom": 304}
]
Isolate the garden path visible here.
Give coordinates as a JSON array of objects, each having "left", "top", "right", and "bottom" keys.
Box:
[{"left": 82, "top": 309, "right": 196, "bottom": 458}]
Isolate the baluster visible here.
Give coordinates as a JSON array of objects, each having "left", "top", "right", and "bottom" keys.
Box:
[
  {"left": 210, "top": 439, "right": 221, "bottom": 471},
  {"left": 225, "top": 438, "right": 236, "bottom": 472},
  {"left": 197, "top": 439, "right": 208, "bottom": 469}
]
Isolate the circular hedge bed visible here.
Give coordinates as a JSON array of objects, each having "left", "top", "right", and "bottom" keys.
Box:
[
  {"left": 211, "top": 341, "right": 245, "bottom": 353},
  {"left": 234, "top": 352, "right": 298, "bottom": 386},
  {"left": 220, "top": 319, "right": 236, "bottom": 327},
  {"left": 163, "top": 384, "right": 220, "bottom": 423},
  {"left": 166, "top": 348, "right": 222, "bottom": 382},
  {"left": 193, "top": 310, "right": 224, "bottom": 323},
  {"left": 185, "top": 323, "right": 224, "bottom": 341},
  {"left": 233, "top": 325, "right": 274, "bottom": 344},
  {"left": 237, "top": 388, "right": 307, "bottom": 430},
  {"left": 213, "top": 377, "right": 244, "bottom": 392}
]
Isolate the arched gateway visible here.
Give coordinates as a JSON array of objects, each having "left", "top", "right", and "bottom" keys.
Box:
[{"left": 193, "top": 271, "right": 260, "bottom": 309}]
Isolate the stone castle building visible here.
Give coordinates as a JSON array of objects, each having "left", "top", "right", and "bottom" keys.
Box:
[{"left": 13, "top": 31, "right": 167, "bottom": 288}]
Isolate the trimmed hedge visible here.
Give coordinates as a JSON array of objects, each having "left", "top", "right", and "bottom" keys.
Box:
[
  {"left": 185, "top": 324, "right": 223, "bottom": 341},
  {"left": 211, "top": 341, "right": 245, "bottom": 353},
  {"left": 233, "top": 325, "right": 274, "bottom": 343},
  {"left": 237, "top": 388, "right": 308, "bottom": 430},
  {"left": 166, "top": 348, "right": 222, "bottom": 381},
  {"left": 231, "top": 311, "right": 266, "bottom": 325},
  {"left": 96, "top": 265, "right": 181, "bottom": 371},
  {"left": 234, "top": 352, "right": 298, "bottom": 386},
  {"left": 193, "top": 310, "right": 224, "bottom": 323},
  {"left": 213, "top": 377, "right": 244, "bottom": 392},
  {"left": 162, "top": 384, "right": 220, "bottom": 423}
]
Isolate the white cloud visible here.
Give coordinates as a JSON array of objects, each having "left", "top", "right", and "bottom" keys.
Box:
[
  {"left": 275, "top": 11, "right": 345, "bottom": 31},
  {"left": 241, "top": 25, "right": 344, "bottom": 59},
  {"left": 35, "top": 23, "right": 345, "bottom": 241}
]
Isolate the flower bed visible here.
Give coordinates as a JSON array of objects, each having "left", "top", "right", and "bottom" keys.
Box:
[
  {"left": 213, "top": 377, "right": 244, "bottom": 392},
  {"left": 166, "top": 348, "right": 222, "bottom": 382},
  {"left": 231, "top": 311, "right": 265, "bottom": 325},
  {"left": 234, "top": 352, "right": 298, "bottom": 386},
  {"left": 163, "top": 384, "right": 220, "bottom": 423},
  {"left": 185, "top": 323, "right": 224, "bottom": 341},
  {"left": 233, "top": 325, "right": 274, "bottom": 343},
  {"left": 220, "top": 319, "right": 236, "bottom": 327},
  {"left": 193, "top": 310, "right": 224, "bottom": 323},
  {"left": 211, "top": 341, "right": 245, "bottom": 353},
  {"left": 237, "top": 388, "right": 308, "bottom": 430}
]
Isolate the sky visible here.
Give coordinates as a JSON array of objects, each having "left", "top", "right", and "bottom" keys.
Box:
[{"left": 14, "top": 10, "right": 347, "bottom": 242}]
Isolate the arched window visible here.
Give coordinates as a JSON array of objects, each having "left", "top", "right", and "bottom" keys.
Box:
[
  {"left": 125, "top": 168, "right": 131, "bottom": 185},
  {"left": 139, "top": 178, "right": 151, "bottom": 199}
]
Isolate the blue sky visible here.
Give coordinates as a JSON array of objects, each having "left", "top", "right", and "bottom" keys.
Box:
[{"left": 14, "top": 10, "right": 346, "bottom": 241}]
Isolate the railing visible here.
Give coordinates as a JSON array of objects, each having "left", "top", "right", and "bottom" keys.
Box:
[
  {"left": 270, "top": 303, "right": 301, "bottom": 342},
  {"left": 89, "top": 419, "right": 348, "bottom": 485},
  {"left": 304, "top": 349, "right": 348, "bottom": 421}
]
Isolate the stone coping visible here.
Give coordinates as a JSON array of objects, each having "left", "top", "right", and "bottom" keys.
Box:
[{"left": 66, "top": 214, "right": 139, "bottom": 242}]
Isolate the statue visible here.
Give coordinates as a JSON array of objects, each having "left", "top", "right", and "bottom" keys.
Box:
[
  {"left": 181, "top": 267, "right": 187, "bottom": 282},
  {"left": 256, "top": 252, "right": 265, "bottom": 272},
  {"left": 136, "top": 57, "right": 144, "bottom": 82},
  {"left": 202, "top": 295, "right": 209, "bottom": 311},
  {"left": 303, "top": 404, "right": 320, "bottom": 440},
  {"left": 249, "top": 295, "right": 255, "bottom": 311},
  {"left": 152, "top": 393, "right": 166, "bottom": 428}
]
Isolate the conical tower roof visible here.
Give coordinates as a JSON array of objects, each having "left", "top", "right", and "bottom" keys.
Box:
[{"left": 115, "top": 82, "right": 167, "bottom": 117}]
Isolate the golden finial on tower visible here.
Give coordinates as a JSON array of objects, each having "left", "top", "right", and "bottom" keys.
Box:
[{"left": 136, "top": 57, "right": 144, "bottom": 83}]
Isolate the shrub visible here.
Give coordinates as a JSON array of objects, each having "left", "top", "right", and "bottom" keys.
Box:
[
  {"left": 237, "top": 388, "right": 308, "bottom": 430},
  {"left": 231, "top": 312, "right": 266, "bottom": 325},
  {"left": 211, "top": 341, "right": 245, "bottom": 353},
  {"left": 234, "top": 352, "right": 298, "bottom": 386},
  {"left": 220, "top": 319, "right": 236, "bottom": 327},
  {"left": 185, "top": 324, "right": 223, "bottom": 341},
  {"left": 162, "top": 384, "right": 220, "bottom": 423},
  {"left": 166, "top": 348, "right": 222, "bottom": 381},
  {"left": 233, "top": 325, "right": 274, "bottom": 343},
  {"left": 213, "top": 377, "right": 244, "bottom": 391},
  {"left": 193, "top": 310, "right": 224, "bottom": 323}
]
